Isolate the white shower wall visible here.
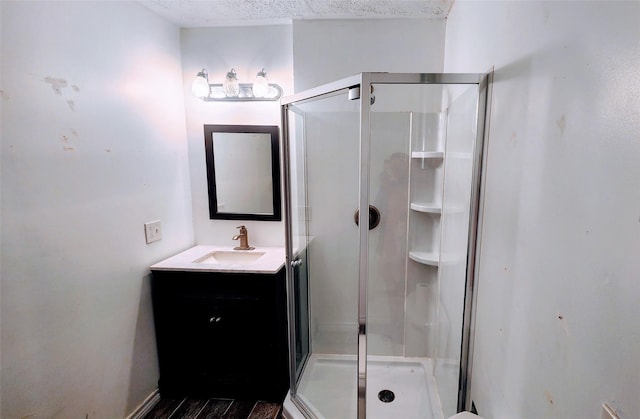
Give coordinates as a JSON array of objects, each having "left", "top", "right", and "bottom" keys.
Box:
[{"left": 444, "top": 1, "right": 640, "bottom": 417}]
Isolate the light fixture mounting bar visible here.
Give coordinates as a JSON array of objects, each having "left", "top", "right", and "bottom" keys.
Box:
[{"left": 203, "top": 83, "right": 283, "bottom": 102}]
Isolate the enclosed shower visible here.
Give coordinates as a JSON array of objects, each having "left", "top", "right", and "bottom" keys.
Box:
[{"left": 281, "top": 73, "right": 489, "bottom": 419}]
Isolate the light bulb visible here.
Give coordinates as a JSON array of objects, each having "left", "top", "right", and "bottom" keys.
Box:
[
  {"left": 252, "top": 69, "right": 269, "bottom": 98},
  {"left": 191, "top": 69, "right": 210, "bottom": 98},
  {"left": 223, "top": 68, "right": 240, "bottom": 97}
]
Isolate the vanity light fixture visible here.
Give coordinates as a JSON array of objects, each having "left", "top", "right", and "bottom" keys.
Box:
[
  {"left": 191, "top": 69, "right": 211, "bottom": 98},
  {"left": 192, "top": 67, "right": 283, "bottom": 102},
  {"left": 223, "top": 68, "right": 240, "bottom": 97},
  {"left": 252, "top": 69, "right": 269, "bottom": 98}
]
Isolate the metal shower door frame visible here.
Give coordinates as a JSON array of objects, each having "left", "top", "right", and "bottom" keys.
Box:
[{"left": 281, "top": 72, "right": 489, "bottom": 419}]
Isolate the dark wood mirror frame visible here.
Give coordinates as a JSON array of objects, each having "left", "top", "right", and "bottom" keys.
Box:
[{"left": 204, "top": 124, "right": 282, "bottom": 221}]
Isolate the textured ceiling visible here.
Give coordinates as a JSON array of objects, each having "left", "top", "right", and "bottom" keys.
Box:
[{"left": 139, "top": 0, "right": 453, "bottom": 27}]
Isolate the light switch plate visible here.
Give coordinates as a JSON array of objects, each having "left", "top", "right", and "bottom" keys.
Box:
[{"left": 144, "top": 220, "right": 162, "bottom": 244}]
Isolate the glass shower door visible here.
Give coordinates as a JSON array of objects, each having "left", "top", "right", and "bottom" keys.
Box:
[
  {"left": 283, "top": 73, "right": 488, "bottom": 419},
  {"left": 284, "top": 88, "right": 361, "bottom": 418},
  {"left": 366, "top": 80, "right": 483, "bottom": 419},
  {"left": 366, "top": 83, "right": 446, "bottom": 419}
]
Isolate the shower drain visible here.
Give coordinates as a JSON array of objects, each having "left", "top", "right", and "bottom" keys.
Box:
[{"left": 378, "top": 389, "right": 395, "bottom": 403}]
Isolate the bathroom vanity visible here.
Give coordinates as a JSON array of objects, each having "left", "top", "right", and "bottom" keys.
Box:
[{"left": 150, "top": 246, "right": 288, "bottom": 402}]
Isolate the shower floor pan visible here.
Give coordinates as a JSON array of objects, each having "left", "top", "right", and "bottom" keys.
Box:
[{"left": 284, "top": 354, "right": 444, "bottom": 419}]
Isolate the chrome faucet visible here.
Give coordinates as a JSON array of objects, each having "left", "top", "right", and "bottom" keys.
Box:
[{"left": 232, "top": 225, "right": 255, "bottom": 250}]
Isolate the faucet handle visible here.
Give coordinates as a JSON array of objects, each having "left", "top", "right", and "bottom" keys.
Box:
[{"left": 236, "top": 225, "right": 247, "bottom": 234}]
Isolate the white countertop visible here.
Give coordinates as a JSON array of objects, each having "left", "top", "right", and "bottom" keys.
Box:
[{"left": 150, "top": 245, "right": 286, "bottom": 274}]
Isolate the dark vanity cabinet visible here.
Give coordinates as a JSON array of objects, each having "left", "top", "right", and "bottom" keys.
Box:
[{"left": 150, "top": 267, "right": 289, "bottom": 402}]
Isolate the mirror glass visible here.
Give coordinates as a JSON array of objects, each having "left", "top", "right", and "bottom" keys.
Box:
[{"left": 204, "top": 125, "right": 281, "bottom": 221}]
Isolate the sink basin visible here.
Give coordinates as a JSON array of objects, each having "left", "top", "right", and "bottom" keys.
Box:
[
  {"left": 194, "top": 251, "right": 266, "bottom": 264},
  {"left": 150, "top": 245, "right": 287, "bottom": 273}
]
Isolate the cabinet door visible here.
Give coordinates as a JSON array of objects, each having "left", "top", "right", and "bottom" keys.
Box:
[
  {"left": 151, "top": 270, "right": 286, "bottom": 400},
  {"left": 188, "top": 293, "right": 271, "bottom": 387}
]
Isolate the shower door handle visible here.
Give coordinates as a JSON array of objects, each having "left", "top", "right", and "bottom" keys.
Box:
[
  {"left": 354, "top": 205, "right": 381, "bottom": 230},
  {"left": 291, "top": 259, "right": 302, "bottom": 267}
]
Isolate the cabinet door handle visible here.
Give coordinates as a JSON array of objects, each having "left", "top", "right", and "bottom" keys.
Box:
[
  {"left": 291, "top": 259, "right": 302, "bottom": 267},
  {"left": 209, "top": 316, "right": 222, "bottom": 323}
]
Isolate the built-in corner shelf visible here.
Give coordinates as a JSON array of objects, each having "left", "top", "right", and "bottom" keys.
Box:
[
  {"left": 410, "top": 202, "right": 442, "bottom": 214},
  {"left": 409, "top": 251, "right": 439, "bottom": 267},
  {"left": 411, "top": 151, "right": 444, "bottom": 159}
]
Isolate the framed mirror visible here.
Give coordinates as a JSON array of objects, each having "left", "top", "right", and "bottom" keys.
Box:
[{"left": 204, "top": 124, "right": 281, "bottom": 221}]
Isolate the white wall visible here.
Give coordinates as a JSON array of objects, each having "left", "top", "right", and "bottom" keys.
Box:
[
  {"left": 293, "top": 19, "right": 446, "bottom": 91},
  {"left": 0, "top": 1, "right": 193, "bottom": 417},
  {"left": 444, "top": 2, "right": 640, "bottom": 418},
  {"left": 180, "top": 26, "right": 293, "bottom": 247}
]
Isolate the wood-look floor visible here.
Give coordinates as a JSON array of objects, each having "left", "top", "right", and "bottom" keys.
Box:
[{"left": 144, "top": 398, "right": 283, "bottom": 419}]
